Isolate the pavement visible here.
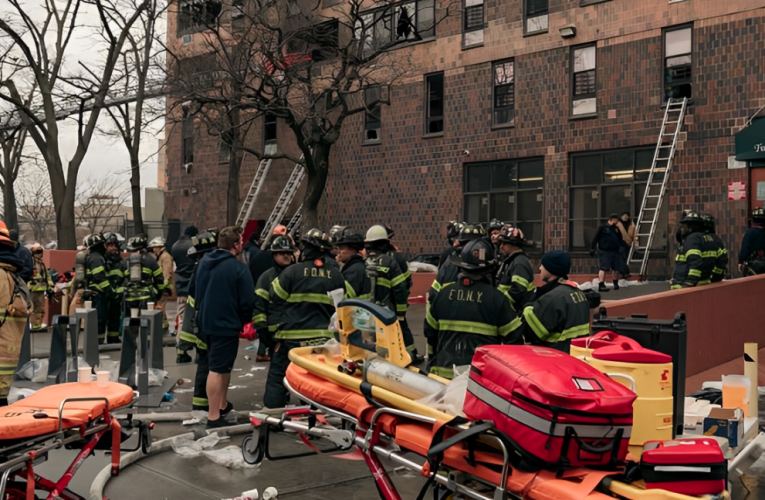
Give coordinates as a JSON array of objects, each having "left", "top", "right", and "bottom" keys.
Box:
[{"left": 12, "top": 291, "right": 765, "bottom": 499}]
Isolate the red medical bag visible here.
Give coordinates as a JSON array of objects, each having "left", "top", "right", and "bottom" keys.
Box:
[
  {"left": 640, "top": 438, "right": 727, "bottom": 496},
  {"left": 464, "top": 345, "right": 636, "bottom": 468}
]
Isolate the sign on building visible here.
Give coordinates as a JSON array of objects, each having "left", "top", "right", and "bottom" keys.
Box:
[{"left": 728, "top": 181, "right": 746, "bottom": 201}]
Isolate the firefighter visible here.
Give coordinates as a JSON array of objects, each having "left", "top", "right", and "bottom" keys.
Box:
[
  {"left": 333, "top": 227, "right": 371, "bottom": 299},
  {"left": 120, "top": 234, "right": 164, "bottom": 317},
  {"left": 438, "top": 221, "right": 463, "bottom": 269},
  {"left": 670, "top": 211, "right": 717, "bottom": 289},
  {"left": 252, "top": 235, "right": 296, "bottom": 363},
  {"left": 521, "top": 251, "right": 591, "bottom": 354},
  {"left": 84, "top": 234, "right": 111, "bottom": 343},
  {"left": 496, "top": 224, "right": 535, "bottom": 311},
  {"left": 488, "top": 218, "right": 504, "bottom": 249},
  {"left": 425, "top": 238, "right": 522, "bottom": 379},
  {"left": 328, "top": 225, "right": 344, "bottom": 259},
  {"left": 429, "top": 224, "right": 485, "bottom": 304},
  {"left": 0, "top": 221, "right": 30, "bottom": 406},
  {"left": 740, "top": 208, "right": 765, "bottom": 275},
  {"left": 104, "top": 233, "right": 124, "bottom": 342},
  {"left": 179, "top": 229, "right": 218, "bottom": 411},
  {"left": 28, "top": 243, "right": 53, "bottom": 331},
  {"left": 701, "top": 213, "right": 728, "bottom": 283},
  {"left": 382, "top": 224, "right": 420, "bottom": 359},
  {"left": 148, "top": 237, "right": 174, "bottom": 332},
  {"left": 69, "top": 243, "right": 89, "bottom": 316},
  {"left": 263, "top": 228, "right": 347, "bottom": 408}
]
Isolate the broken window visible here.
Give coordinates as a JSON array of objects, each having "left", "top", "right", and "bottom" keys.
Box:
[{"left": 177, "top": 0, "right": 222, "bottom": 36}]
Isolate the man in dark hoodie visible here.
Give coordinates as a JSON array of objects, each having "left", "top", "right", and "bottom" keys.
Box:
[
  {"left": 245, "top": 228, "right": 276, "bottom": 285},
  {"left": 192, "top": 226, "right": 254, "bottom": 428},
  {"left": 8, "top": 230, "right": 33, "bottom": 283}
]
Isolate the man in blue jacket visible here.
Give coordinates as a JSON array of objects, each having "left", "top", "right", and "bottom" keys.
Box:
[{"left": 192, "top": 226, "right": 254, "bottom": 428}]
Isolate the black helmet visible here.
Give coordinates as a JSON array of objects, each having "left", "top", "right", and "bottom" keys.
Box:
[
  {"left": 489, "top": 218, "right": 504, "bottom": 232},
  {"left": 334, "top": 227, "right": 364, "bottom": 250},
  {"left": 104, "top": 232, "right": 121, "bottom": 246},
  {"left": 188, "top": 229, "right": 218, "bottom": 258},
  {"left": 126, "top": 233, "right": 148, "bottom": 252},
  {"left": 383, "top": 223, "right": 395, "bottom": 239},
  {"left": 680, "top": 211, "right": 704, "bottom": 225},
  {"left": 497, "top": 224, "right": 528, "bottom": 247},
  {"left": 752, "top": 208, "right": 765, "bottom": 221},
  {"left": 449, "top": 238, "right": 495, "bottom": 272},
  {"left": 269, "top": 235, "right": 296, "bottom": 253},
  {"left": 700, "top": 213, "right": 716, "bottom": 234},
  {"left": 446, "top": 221, "right": 462, "bottom": 241},
  {"left": 84, "top": 233, "right": 106, "bottom": 249},
  {"left": 328, "top": 225, "right": 345, "bottom": 244},
  {"left": 302, "top": 228, "right": 325, "bottom": 250},
  {"left": 457, "top": 224, "right": 486, "bottom": 245}
]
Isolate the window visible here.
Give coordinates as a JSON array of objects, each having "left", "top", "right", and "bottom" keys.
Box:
[
  {"left": 569, "top": 148, "right": 668, "bottom": 251},
  {"left": 218, "top": 131, "right": 231, "bottom": 164},
  {"left": 177, "top": 0, "right": 222, "bottom": 36},
  {"left": 571, "top": 44, "right": 596, "bottom": 116},
  {"left": 181, "top": 117, "right": 194, "bottom": 165},
  {"left": 493, "top": 59, "right": 514, "bottom": 126},
  {"left": 264, "top": 114, "right": 277, "bottom": 143},
  {"left": 311, "top": 20, "right": 339, "bottom": 62},
  {"left": 663, "top": 26, "right": 692, "bottom": 101},
  {"left": 175, "top": 54, "right": 218, "bottom": 94},
  {"left": 356, "top": 0, "right": 435, "bottom": 56},
  {"left": 463, "top": 0, "right": 484, "bottom": 47},
  {"left": 524, "top": 0, "right": 548, "bottom": 34},
  {"left": 364, "top": 86, "right": 382, "bottom": 143},
  {"left": 464, "top": 158, "right": 545, "bottom": 247},
  {"left": 425, "top": 73, "right": 444, "bottom": 135}
]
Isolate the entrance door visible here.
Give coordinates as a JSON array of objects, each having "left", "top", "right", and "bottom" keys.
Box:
[{"left": 750, "top": 166, "right": 765, "bottom": 211}]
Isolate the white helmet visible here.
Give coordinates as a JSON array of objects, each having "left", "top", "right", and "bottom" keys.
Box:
[
  {"left": 365, "top": 225, "right": 389, "bottom": 243},
  {"left": 147, "top": 236, "right": 166, "bottom": 249}
]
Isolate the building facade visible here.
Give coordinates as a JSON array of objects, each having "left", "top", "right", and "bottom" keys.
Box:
[{"left": 165, "top": 0, "right": 765, "bottom": 277}]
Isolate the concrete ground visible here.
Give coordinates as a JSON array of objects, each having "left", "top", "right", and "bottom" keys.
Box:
[{"left": 14, "top": 289, "right": 765, "bottom": 499}]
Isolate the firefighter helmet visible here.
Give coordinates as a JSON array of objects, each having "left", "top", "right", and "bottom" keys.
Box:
[
  {"left": 488, "top": 219, "right": 504, "bottom": 232},
  {"left": 450, "top": 238, "right": 495, "bottom": 272},
  {"left": 269, "top": 235, "right": 296, "bottom": 253},
  {"left": 365, "top": 225, "right": 389, "bottom": 243},
  {"left": 31, "top": 243, "right": 43, "bottom": 255},
  {"left": 147, "top": 236, "right": 166, "bottom": 249},
  {"left": 457, "top": 224, "right": 486, "bottom": 245},
  {"left": 383, "top": 223, "right": 395, "bottom": 239},
  {"left": 752, "top": 208, "right": 765, "bottom": 221},
  {"left": 188, "top": 229, "right": 218, "bottom": 258},
  {"left": 104, "top": 232, "right": 121, "bottom": 247},
  {"left": 446, "top": 221, "right": 461, "bottom": 241},
  {"left": 680, "top": 211, "right": 704, "bottom": 225},
  {"left": 84, "top": 233, "right": 106, "bottom": 249},
  {"left": 0, "top": 222, "right": 11, "bottom": 247},
  {"left": 302, "top": 228, "right": 326, "bottom": 250},
  {"left": 329, "top": 225, "right": 346, "bottom": 244},
  {"left": 334, "top": 227, "right": 365, "bottom": 250},
  {"left": 700, "top": 213, "right": 716, "bottom": 234},
  {"left": 497, "top": 224, "right": 528, "bottom": 247},
  {"left": 126, "top": 233, "right": 149, "bottom": 252}
]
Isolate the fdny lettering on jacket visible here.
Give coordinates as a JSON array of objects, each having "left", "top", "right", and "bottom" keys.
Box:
[
  {"left": 448, "top": 289, "right": 483, "bottom": 303},
  {"left": 303, "top": 268, "right": 333, "bottom": 279}
]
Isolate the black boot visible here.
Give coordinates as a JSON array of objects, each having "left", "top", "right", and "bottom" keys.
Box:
[
  {"left": 613, "top": 280, "right": 620, "bottom": 291},
  {"left": 598, "top": 281, "right": 608, "bottom": 292}
]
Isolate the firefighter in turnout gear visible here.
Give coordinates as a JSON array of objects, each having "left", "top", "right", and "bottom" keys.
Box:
[
  {"left": 382, "top": 224, "right": 420, "bottom": 359},
  {"left": 148, "top": 237, "right": 174, "bottom": 332},
  {"left": 0, "top": 221, "right": 31, "bottom": 406},
  {"left": 429, "top": 224, "right": 485, "bottom": 304},
  {"left": 496, "top": 224, "right": 535, "bottom": 312},
  {"left": 28, "top": 244, "right": 53, "bottom": 331},
  {"left": 521, "top": 251, "right": 591, "bottom": 354},
  {"left": 425, "top": 238, "right": 522, "bottom": 379},
  {"left": 84, "top": 234, "right": 111, "bottom": 342},
  {"left": 179, "top": 229, "right": 218, "bottom": 411},
  {"left": 104, "top": 233, "right": 124, "bottom": 342},
  {"left": 120, "top": 234, "right": 164, "bottom": 317},
  {"left": 671, "top": 211, "right": 718, "bottom": 289},
  {"left": 438, "top": 221, "right": 463, "bottom": 269},
  {"left": 488, "top": 219, "right": 504, "bottom": 249},
  {"left": 701, "top": 214, "right": 728, "bottom": 283},
  {"left": 740, "top": 208, "right": 765, "bottom": 275},
  {"left": 333, "top": 227, "right": 371, "bottom": 299},
  {"left": 252, "top": 235, "right": 296, "bottom": 363},
  {"left": 263, "top": 228, "right": 347, "bottom": 408},
  {"left": 69, "top": 244, "right": 88, "bottom": 315}
]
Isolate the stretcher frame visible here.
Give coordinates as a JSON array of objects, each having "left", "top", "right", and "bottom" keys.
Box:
[{"left": 0, "top": 393, "right": 141, "bottom": 500}]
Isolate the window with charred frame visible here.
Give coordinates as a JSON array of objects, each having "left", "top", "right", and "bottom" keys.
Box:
[
  {"left": 177, "top": 0, "right": 222, "bottom": 36},
  {"left": 425, "top": 73, "right": 444, "bottom": 135},
  {"left": 492, "top": 59, "right": 514, "bottom": 126},
  {"left": 175, "top": 54, "right": 218, "bottom": 94},
  {"left": 312, "top": 20, "right": 339, "bottom": 62},
  {"left": 182, "top": 117, "right": 194, "bottom": 165},
  {"left": 356, "top": 0, "right": 435, "bottom": 57},
  {"left": 571, "top": 44, "right": 596, "bottom": 116},
  {"left": 264, "top": 114, "right": 277, "bottom": 143},
  {"left": 364, "top": 86, "right": 382, "bottom": 143},
  {"left": 663, "top": 26, "right": 692, "bottom": 101}
]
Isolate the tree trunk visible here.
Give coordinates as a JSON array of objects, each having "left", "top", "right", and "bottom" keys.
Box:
[
  {"left": 2, "top": 169, "right": 18, "bottom": 232},
  {"left": 226, "top": 147, "right": 245, "bottom": 226},
  {"left": 130, "top": 151, "right": 144, "bottom": 234},
  {"left": 302, "top": 143, "right": 331, "bottom": 231}
]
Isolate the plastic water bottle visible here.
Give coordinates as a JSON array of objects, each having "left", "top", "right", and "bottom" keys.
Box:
[
  {"left": 222, "top": 488, "right": 258, "bottom": 500},
  {"left": 262, "top": 487, "right": 278, "bottom": 500}
]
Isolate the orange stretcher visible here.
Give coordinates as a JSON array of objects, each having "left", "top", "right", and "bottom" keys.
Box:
[{"left": 0, "top": 382, "right": 140, "bottom": 500}]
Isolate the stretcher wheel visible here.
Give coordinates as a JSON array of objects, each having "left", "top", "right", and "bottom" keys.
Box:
[{"left": 241, "top": 436, "right": 264, "bottom": 465}]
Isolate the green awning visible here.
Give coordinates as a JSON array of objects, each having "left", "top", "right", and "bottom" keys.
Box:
[{"left": 736, "top": 119, "right": 765, "bottom": 161}]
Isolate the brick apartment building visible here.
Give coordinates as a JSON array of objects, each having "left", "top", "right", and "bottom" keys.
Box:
[{"left": 165, "top": 0, "right": 765, "bottom": 277}]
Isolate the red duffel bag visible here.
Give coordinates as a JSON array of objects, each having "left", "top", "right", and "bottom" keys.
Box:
[{"left": 464, "top": 345, "right": 636, "bottom": 469}]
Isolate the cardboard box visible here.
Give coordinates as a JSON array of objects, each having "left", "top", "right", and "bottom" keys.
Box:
[{"left": 703, "top": 408, "right": 744, "bottom": 448}]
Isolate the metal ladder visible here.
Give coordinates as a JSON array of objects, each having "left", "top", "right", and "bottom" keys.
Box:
[
  {"left": 236, "top": 143, "right": 277, "bottom": 228},
  {"left": 286, "top": 204, "right": 303, "bottom": 235},
  {"left": 260, "top": 160, "right": 305, "bottom": 248},
  {"left": 628, "top": 97, "right": 688, "bottom": 276}
]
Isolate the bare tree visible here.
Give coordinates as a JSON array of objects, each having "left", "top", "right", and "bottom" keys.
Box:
[
  {"left": 0, "top": 0, "right": 148, "bottom": 249},
  {"left": 76, "top": 177, "right": 131, "bottom": 234},
  {"left": 167, "top": 0, "right": 455, "bottom": 227},
  {"left": 16, "top": 168, "right": 55, "bottom": 244}
]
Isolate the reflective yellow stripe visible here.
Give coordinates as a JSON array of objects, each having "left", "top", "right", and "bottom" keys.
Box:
[
  {"left": 179, "top": 331, "right": 198, "bottom": 344},
  {"left": 253, "top": 313, "right": 267, "bottom": 324},
  {"left": 684, "top": 249, "right": 702, "bottom": 257},
  {"left": 426, "top": 310, "right": 438, "bottom": 329},
  {"left": 275, "top": 329, "right": 334, "bottom": 340},
  {"left": 431, "top": 281, "right": 442, "bottom": 292},
  {"left": 438, "top": 319, "right": 498, "bottom": 337},
  {"left": 560, "top": 323, "right": 591, "bottom": 341},
  {"left": 187, "top": 296, "right": 196, "bottom": 307},
  {"left": 688, "top": 269, "right": 702, "bottom": 277},
  {"left": 272, "top": 279, "right": 288, "bottom": 300},
  {"left": 712, "top": 267, "right": 725, "bottom": 274},
  {"left": 287, "top": 293, "right": 334, "bottom": 305},
  {"left": 511, "top": 275, "right": 530, "bottom": 289},
  {"left": 498, "top": 316, "right": 522, "bottom": 337},
  {"left": 701, "top": 251, "right": 718, "bottom": 258},
  {"left": 497, "top": 284, "right": 511, "bottom": 295},
  {"left": 255, "top": 289, "right": 270, "bottom": 300},
  {"left": 391, "top": 273, "right": 407, "bottom": 287},
  {"left": 192, "top": 397, "right": 209, "bottom": 407},
  {"left": 196, "top": 339, "right": 208, "bottom": 350},
  {"left": 676, "top": 254, "right": 687, "bottom": 262},
  {"left": 396, "top": 303, "right": 408, "bottom": 313},
  {"left": 670, "top": 284, "right": 682, "bottom": 290},
  {"left": 719, "top": 248, "right": 728, "bottom": 256},
  {"left": 376, "top": 278, "right": 391, "bottom": 288},
  {"left": 268, "top": 324, "right": 279, "bottom": 332},
  {"left": 153, "top": 268, "right": 164, "bottom": 276},
  {"left": 697, "top": 279, "right": 711, "bottom": 286},
  {"left": 88, "top": 266, "right": 105, "bottom": 274},
  {"left": 344, "top": 281, "right": 356, "bottom": 298},
  {"left": 429, "top": 366, "right": 455, "bottom": 379},
  {"left": 357, "top": 293, "right": 372, "bottom": 300},
  {"left": 523, "top": 305, "right": 549, "bottom": 340}
]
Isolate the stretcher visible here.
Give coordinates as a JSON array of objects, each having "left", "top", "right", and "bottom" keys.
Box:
[
  {"left": 241, "top": 300, "right": 731, "bottom": 500},
  {"left": 0, "top": 381, "right": 148, "bottom": 500}
]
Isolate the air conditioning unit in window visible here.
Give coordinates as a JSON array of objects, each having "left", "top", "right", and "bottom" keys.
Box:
[
  {"left": 365, "top": 128, "right": 380, "bottom": 142},
  {"left": 182, "top": 34, "right": 192, "bottom": 45}
]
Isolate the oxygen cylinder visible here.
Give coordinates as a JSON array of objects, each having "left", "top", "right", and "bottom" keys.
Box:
[
  {"left": 364, "top": 357, "right": 444, "bottom": 400},
  {"left": 128, "top": 253, "right": 143, "bottom": 283},
  {"left": 75, "top": 251, "right": 87, "bottom": 286}
]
